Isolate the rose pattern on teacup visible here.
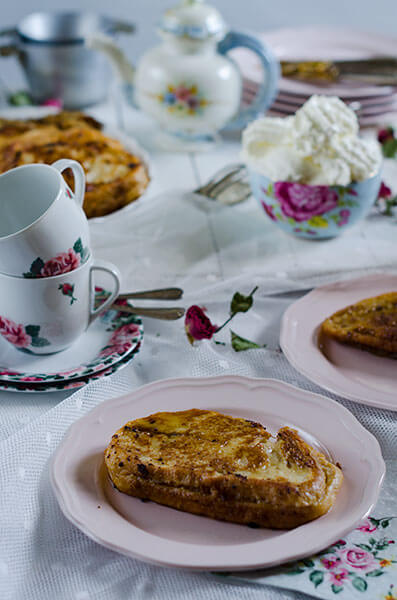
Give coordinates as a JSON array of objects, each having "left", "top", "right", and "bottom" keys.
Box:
[
  {"left": 58, "top": 283, "right": 77, "bottom": 305},
  {"left": 23, "top": 237, "right": 89, "bottom": 279},
  {"left": 0, "top": 291, "right": 143, "bottom": 383},
  {"left": 0, "top": 316, "right": 50, "bottom": 350}
]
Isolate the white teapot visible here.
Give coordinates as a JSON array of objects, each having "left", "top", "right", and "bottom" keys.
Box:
[{"left": 90, "top": 0, "right": 279, "bottom": 150}]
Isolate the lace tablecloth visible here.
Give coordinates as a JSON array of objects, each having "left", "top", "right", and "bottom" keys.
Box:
[{"left": 0, "top": 101, "right": 396, "bottom": 600}]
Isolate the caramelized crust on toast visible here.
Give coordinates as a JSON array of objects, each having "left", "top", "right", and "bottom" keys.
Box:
[
  {"left": 0, "top": 112, "right": 149, "bottom": 218},
  {"left": 321, "top": 292, "right": 397, "bottom": 358},
  {"left": 105, "top": 409, "right": 343, "bottom": 529}
]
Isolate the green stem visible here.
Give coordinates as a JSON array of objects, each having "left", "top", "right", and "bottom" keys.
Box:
[
  {"left": 215, "top": 314, "right": 234, "bottom": 334},
  {"left": 214, "top": 286, "right": 259, "bottom": 334}
]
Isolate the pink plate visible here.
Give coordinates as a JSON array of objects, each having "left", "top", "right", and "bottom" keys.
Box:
[
  {"left": 280, "top": 273, "right": 397, "bottom": 411},
  {"left": 234, "top": 27, "right": 397, "bottom": 98},
  {"left": 51, "top": 376, "right": 384, "bottom": 571}
]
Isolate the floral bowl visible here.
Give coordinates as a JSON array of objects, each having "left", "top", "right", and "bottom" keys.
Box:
[{"left": 249, "top": 169, "right": 382, "bottom": 239}]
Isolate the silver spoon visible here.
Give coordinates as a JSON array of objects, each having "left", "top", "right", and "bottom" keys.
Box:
[
  {"left": 111, "top": 303, "right": 185, "bottom": 320},
  {"left": 96, "top": 287, "right": 183, "bottom": 301}
]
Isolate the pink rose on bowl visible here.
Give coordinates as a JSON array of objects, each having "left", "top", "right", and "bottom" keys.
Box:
[
  {"left": 0, "top": 317, "right": 32, "bottom": 348},
  {"left": 339, "top": 548, "right": 377, "bottom": 571},
  {"left": 261, "top": 200, "right": 277, "bottom": 221},
  {"left": 40, "top": 249, "right": 80, "bottom": 277},
  {"left": 274, "top": 181, "right": 339, "bottom": 222}
]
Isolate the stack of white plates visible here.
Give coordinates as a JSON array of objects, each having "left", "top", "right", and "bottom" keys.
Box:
[{"left": 235, "top": 27, "right": 397, "bottom": 126}]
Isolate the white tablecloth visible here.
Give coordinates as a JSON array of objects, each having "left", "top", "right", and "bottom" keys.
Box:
[{"left": 1, "top": 98, "right": 396, "bottom": 600}]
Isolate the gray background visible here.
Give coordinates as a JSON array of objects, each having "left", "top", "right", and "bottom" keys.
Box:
[{"left": 0, "top": 0, "right": 397, "bottom": 91}]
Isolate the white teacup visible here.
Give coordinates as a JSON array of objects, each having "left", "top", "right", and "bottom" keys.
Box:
[
  {"left": 0, "top": 257, "right": 120, "bottom": 354},
  {"left": 0, "top": 159, "right": 90, "bottom": 277}
]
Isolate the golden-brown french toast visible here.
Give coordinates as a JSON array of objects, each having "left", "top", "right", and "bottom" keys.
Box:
[
  {"left": 0, "top": 112, "right": 149, "bottom": 218},
  {"left": 321, "top": 292, "right": 397, "bottom": 358},
  {"left": 105, "top": 409, "right": 343, "bottom": 529}
]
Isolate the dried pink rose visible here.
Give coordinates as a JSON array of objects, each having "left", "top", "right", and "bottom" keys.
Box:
[
  {"left": 378, "top": 127, "right": 394, "bottom": 144},
  {"left": 185, "top": 305, "right": 217, "bottom": 344},
  {"left": 379, "top": 182, "right": 392, "bottom": 198}
]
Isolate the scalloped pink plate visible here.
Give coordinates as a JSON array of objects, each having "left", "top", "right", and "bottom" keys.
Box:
[
  {"left": 235, "top": 27, "right": 397, "bottom": 98},
  {"left": 280, "top": 273, "right": 397, "bottom": 412},
  {"left": 51, "top": 376, "right": 384, "bottom": 571}
]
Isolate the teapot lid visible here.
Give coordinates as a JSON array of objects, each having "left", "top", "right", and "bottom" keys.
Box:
[{"left": 160, "top": 0, "right": 226, "bottom": 40}]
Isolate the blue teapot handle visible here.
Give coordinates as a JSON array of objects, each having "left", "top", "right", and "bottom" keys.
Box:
[{"left": 218, "top": 30, "right": 279, "bottom": 131}]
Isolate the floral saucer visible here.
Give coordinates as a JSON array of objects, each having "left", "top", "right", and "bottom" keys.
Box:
[
  {"left": 0, "top": 344, "right": 141, "bottom": 393},
  {"left": 0, "top": 292, "right": 143, "bottom": 387}
]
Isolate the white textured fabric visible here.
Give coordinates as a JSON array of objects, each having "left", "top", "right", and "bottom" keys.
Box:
[
  {"left": 1, "top": 276, "right": 396, "bottom": 600},
  {"left": 0, "top": 103, "right": 396, "bottom": 599}
]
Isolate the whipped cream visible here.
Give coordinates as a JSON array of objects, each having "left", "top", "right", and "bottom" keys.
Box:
[{"left": 242, "top": 95, "right": 382, "bottom": 186}]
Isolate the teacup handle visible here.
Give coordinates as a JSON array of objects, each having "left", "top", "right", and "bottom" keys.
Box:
[
  {"left": 218, "top": 30, "right": 280, "bottom": 131},
  {"left": 51, "top": 159, "right": 86, "bottom": 207},
  {"left": 89, "top": 259, "right": 121, "bottom": 325}
]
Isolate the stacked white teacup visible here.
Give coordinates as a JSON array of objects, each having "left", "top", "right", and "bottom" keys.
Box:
[{"left": 0, "top": 159, "right": 120, "bottom": 355}]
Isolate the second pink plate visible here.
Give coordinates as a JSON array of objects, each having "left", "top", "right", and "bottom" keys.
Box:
[
  {"left": 280, "top": 273, "right": 397, "bottom": 411},
  {"left": 51, "top": 376, "right": 384, "bottom": 571}
]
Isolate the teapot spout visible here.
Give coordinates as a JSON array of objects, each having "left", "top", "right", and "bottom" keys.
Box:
[{"left": 86, "top": 33, "right": 134, "bottom": 85}]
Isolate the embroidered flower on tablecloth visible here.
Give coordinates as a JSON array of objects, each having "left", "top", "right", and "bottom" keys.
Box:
[
  {"left": 338, "top": 548, "right": 378, "bottom": 572},
  {"left": 357, "top": 518, "right": 378, "bottom": 533},
  {"left": 286, "top": 515, "right": 397, "bottom": 595}
]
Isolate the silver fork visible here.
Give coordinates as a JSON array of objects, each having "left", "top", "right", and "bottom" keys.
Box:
[{"left": 193, "top": 163, "right": 251, "bottom": 205}]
